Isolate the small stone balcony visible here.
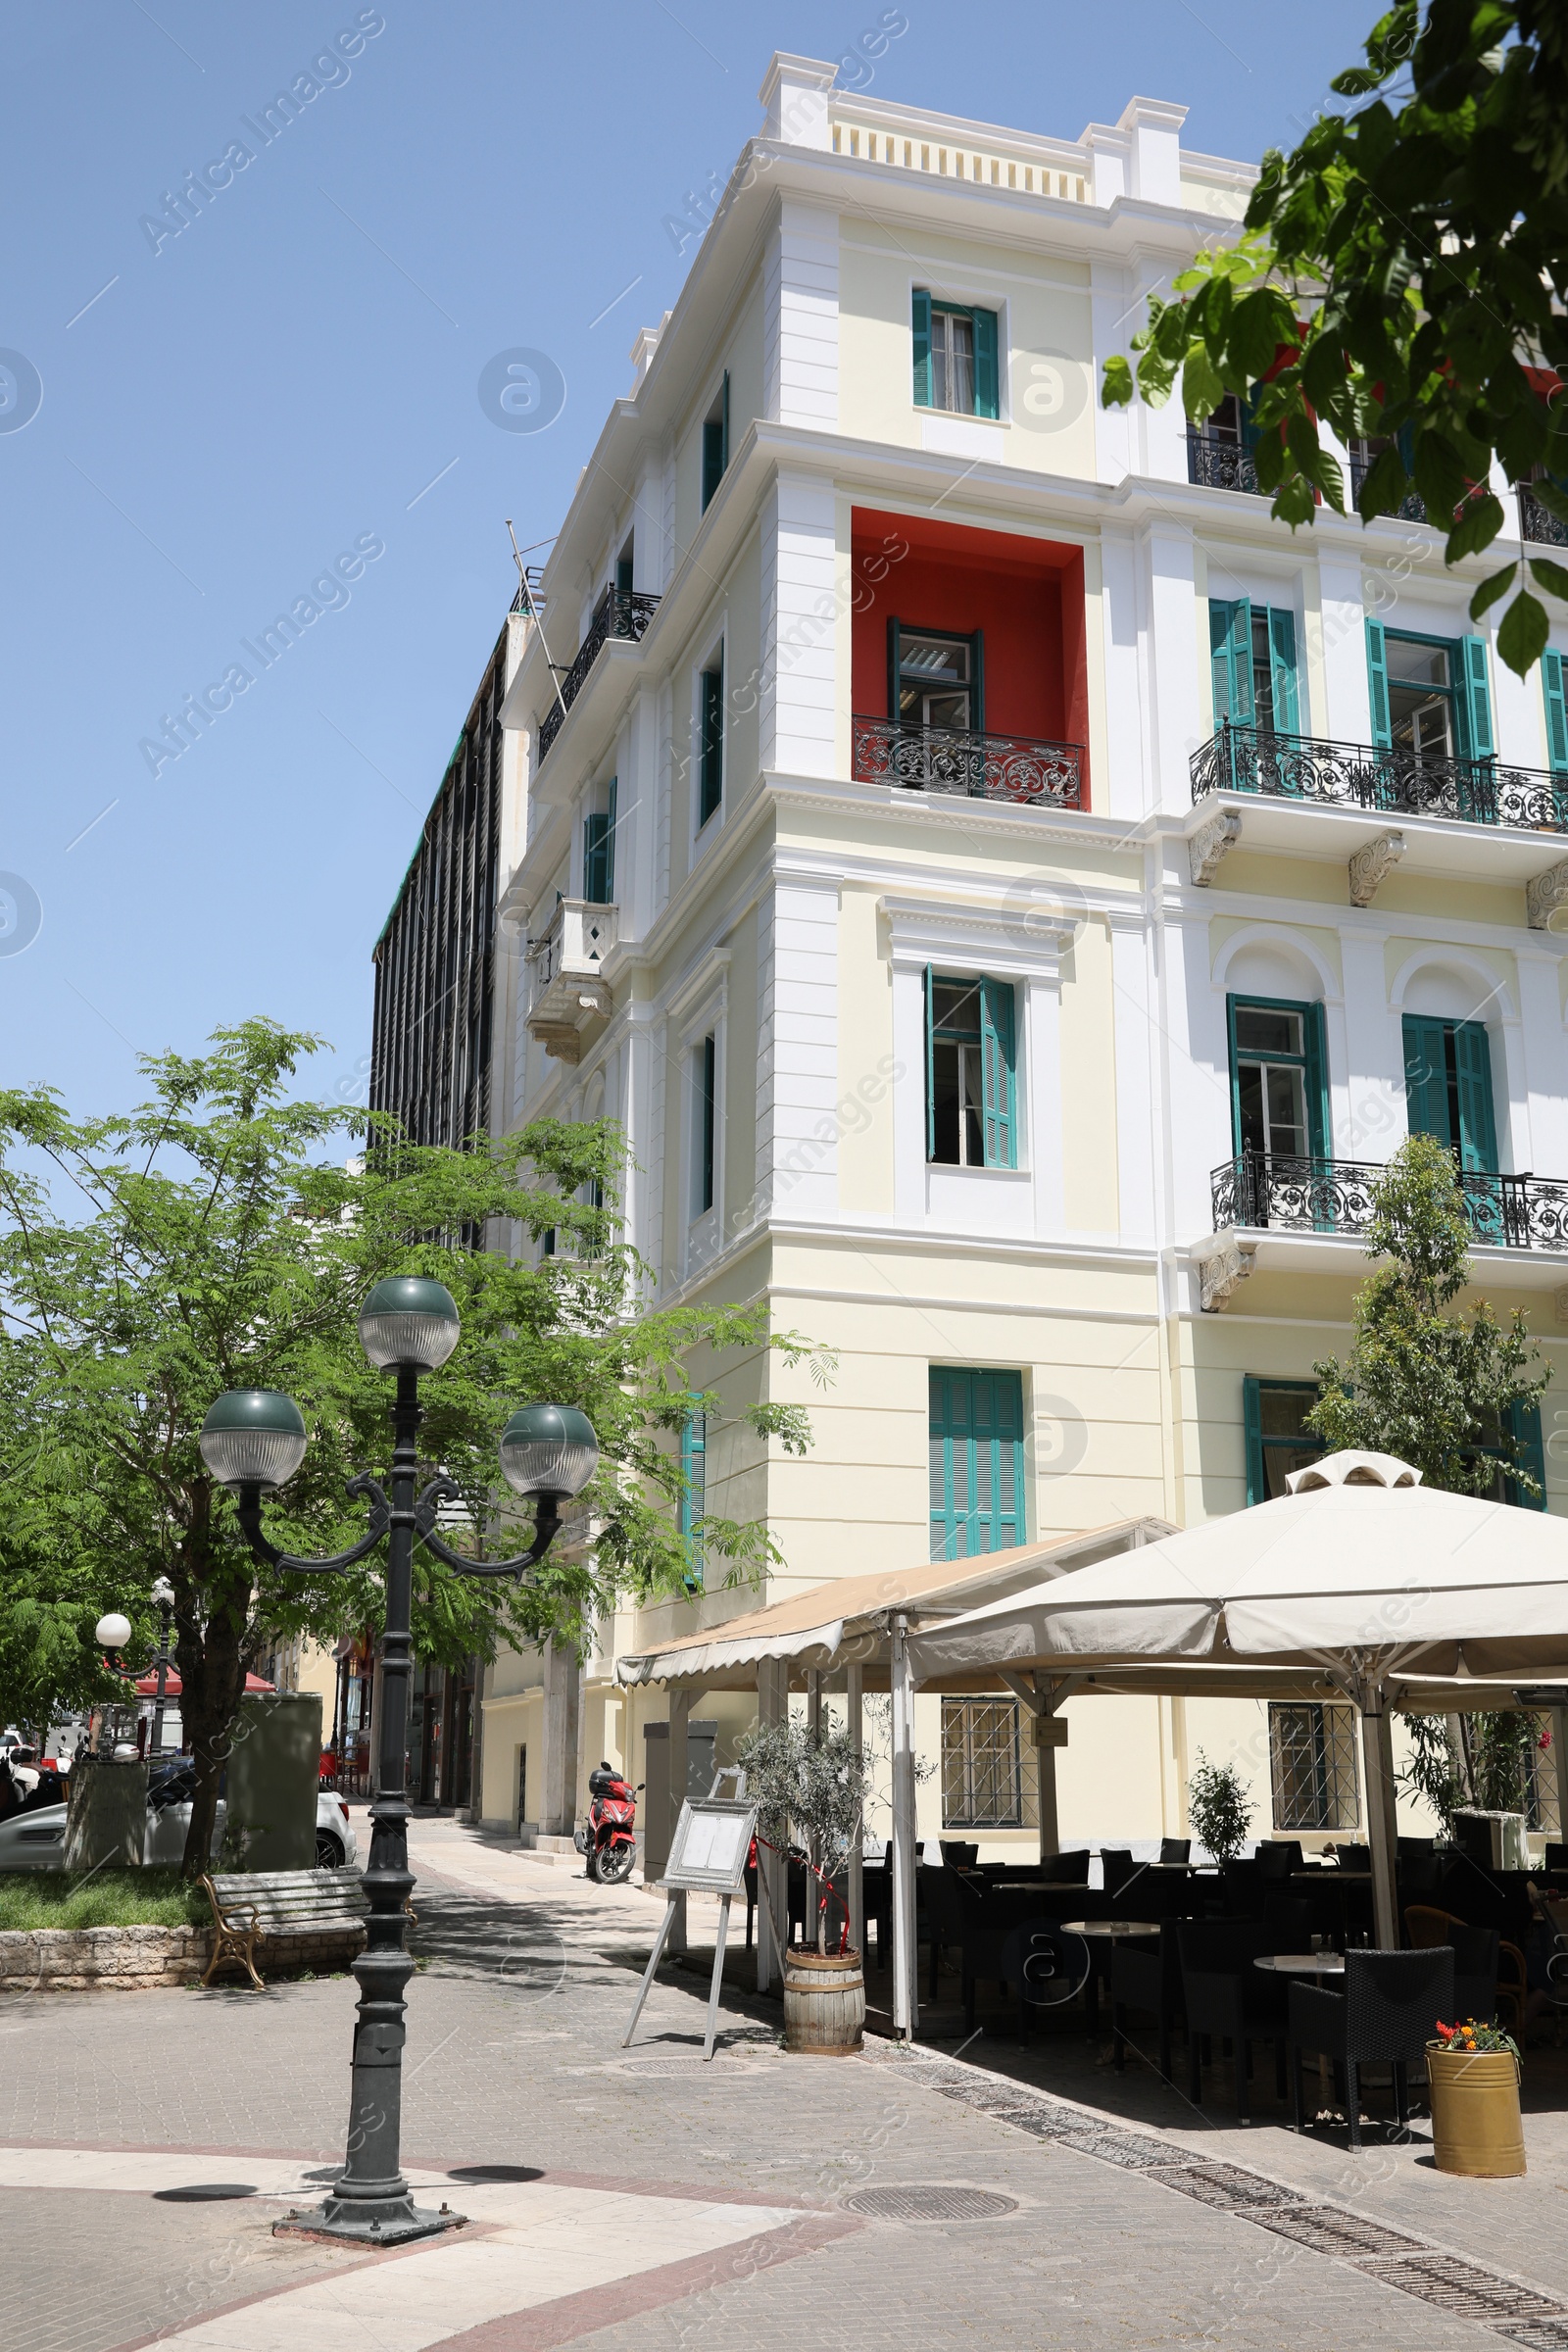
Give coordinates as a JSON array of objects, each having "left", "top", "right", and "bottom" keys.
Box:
[{"left": 525, "top": 900, "right": 617, "bottom": 1063}]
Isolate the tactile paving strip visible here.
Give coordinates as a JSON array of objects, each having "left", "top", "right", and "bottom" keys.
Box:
[{"left": 1355, "top": 2256, "right": 1562, "bottom": 2324}]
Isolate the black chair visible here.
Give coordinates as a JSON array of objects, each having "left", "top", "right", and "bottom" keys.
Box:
[
  {"left": 922, "top": 1864, "right": 968, "bottom": 1998},
  {"left": 1220, "top": 1859, "right": 1263, "bottom": 1915},
  {"left": 1100, "top": 1847, "right": 1137, "bottom": 1896},
  {"left": 1000, "top": 1922, "right": 1079, "bottom": 2042},
  {"left": 1405, "top": 1905, "right": 1525, "bottom": 2030},
  {"left": 1158, "top": 1838, "right": 1191, "bottom": 1866},
  {"left": 1333, "top": 1843, "right": 1373, "bottom": 1873},
  {"left": 1111, "top": 1921, "right": 1185, "bottom": 2082},
  {"left": 1178, "top": 1921, "right": 1290, "bottom": 2123},
  {"left": 1290, "top": 1947, "right": 1454, "bottom": 2149},
  {"left": 1050, "top": 1847, "right": 1092, "bottom": 1884},
  {"left": 1544, "top": 1840, "right": 1568, "bottom": 1876},
  {"left": 959, "top": 1889, "right": 1071, "bottom": 2033},
  {"left": 1255, "top": 1840, "right": 1303, "bottom": 1882},
  {"left": 1263, "top": 1892, "right": 1316, "bottom": 1948},
  {"left": 940, "top": 1839, "right": 979, "bottom": 1868}
]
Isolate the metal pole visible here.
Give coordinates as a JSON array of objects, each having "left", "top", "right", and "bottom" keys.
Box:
[
  {"left": 151, "top": 1600, "right": 172, "bottom": 1759},
  {"left": 890, "top": 1613, "right": 918, "bottom": 2039},
  {"left": 1358, "top": 1679, "right": 1399, "bottom": 1951},
  {"left": 846, "top": 1664, "right": 864, "bottom": 1962},
  {"left": 314, "top": 1365, "right": 445, "bottom": 2244}
]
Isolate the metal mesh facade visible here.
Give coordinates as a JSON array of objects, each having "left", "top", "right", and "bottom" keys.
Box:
[
  {"left": 942, "top": 1697, "right": 1039, "bottom": 1829},
  {"left": 369, "top": 624, "right": 510, "bottom": 1149},
  {"left": 1269, "top": 1701, "right": 1360, "bottom": 1832}
]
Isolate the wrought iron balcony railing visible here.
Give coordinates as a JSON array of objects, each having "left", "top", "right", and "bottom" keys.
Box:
[
  {"left": 852, "top": 714, "right": 1084, "bottom": 811},
  {"left": 1213, "top": 1151, "right": 1568, "bottom": 1252},
  {"left": 1192, "top": 718, "right": 1568, "bottom": 835},
  {"left": 537, "top": 585, "right": 661, "bottom": 760},
  {"left": 1186, "top": 430, "right": 1263, "bottom": 496},
  {"left": 1348, "top": 452, "right": 1428, "bottom": 525},
  {"left": 1519, "top": 483, "right": 1568, "bottom": 549}
]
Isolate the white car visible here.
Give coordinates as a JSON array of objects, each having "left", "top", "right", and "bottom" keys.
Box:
[{"left": 0, "top": 1766, "right": 357, "bottom": 1873}]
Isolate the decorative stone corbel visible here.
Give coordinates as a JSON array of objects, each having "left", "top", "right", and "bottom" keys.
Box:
[
  {"left": 1348, "top": 830, "right": 1405, "bottom": 906},
  {"left": 1194, "top": 1230, "right": 1256, "bottom": 1312},
  {"left": 1555, "top": 1284, "right": 1568, "bottom": 1328},
  {"left": 1527, "top": 860, "right": 1568, "bottom": 931},
  {"left": 1189, "top": 809, "right": 1241, "bottom": 887}
]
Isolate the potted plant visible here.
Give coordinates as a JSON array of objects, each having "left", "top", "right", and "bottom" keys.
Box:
[
  {"left": 1186, "top": 1749, "right": 1254, "bottom": 1865},
  {"left": 736, "top": 1717, "right": 871, "bottom": 2055},
  {"left": 1427, "top": 2017, "right": 1526, "bottom": 2177}
]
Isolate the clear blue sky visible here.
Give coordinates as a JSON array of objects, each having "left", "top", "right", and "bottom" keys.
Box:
[{"left": 1, "top": 0, "right": 1376, "bottom": 1119}]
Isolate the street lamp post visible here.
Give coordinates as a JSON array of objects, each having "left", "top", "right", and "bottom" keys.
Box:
[
  {"left": 199, "top": 1276, "right": 598, "bottom": 2246},
  {"left": 149, "top": 1577, "right": 175, "bottom": 1757}
]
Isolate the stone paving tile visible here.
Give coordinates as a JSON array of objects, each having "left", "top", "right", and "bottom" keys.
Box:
[{"left": 0, "top": 1820, "right": 1545, "bottom": 2352}]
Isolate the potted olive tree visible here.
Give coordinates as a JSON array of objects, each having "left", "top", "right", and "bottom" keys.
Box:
[
  {"left": 1186, "top": 1750, "right": 1254, "bottom": 1865},
  {"left": 736, "top": 1717, "right": 872, "bottom": 2055}
]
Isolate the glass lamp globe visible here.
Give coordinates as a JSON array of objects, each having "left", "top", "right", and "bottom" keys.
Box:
[
  {"left": 151, "top": 1576, "right": 175, "bottom": 1610},
  {"left": 199, "top": 1391, "right": 309, "bottom": 1490},
  {"left": 357, "top": 1277, "right": 462, "bottom": 1372},
  {"left": 94, "top": 1612, "right": 132, "bottom": 1651},
  {"left": 499, "top": 1404, "right": 599, "bottom": 1498}
]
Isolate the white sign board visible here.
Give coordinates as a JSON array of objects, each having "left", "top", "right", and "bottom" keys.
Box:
[{"left": 662, "top": 1797, "right": 757, "bottom": 1894}]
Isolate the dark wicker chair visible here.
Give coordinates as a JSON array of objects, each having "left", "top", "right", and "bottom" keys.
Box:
[
  {"left": 1404, "top": 1905, "right": 1524, "bottom": 2031},
  {"left": 1100, "top": 1847, "right": 1137, "bottom": 1896},
  {"left": 1158, "top": 1838, "right": 1191, "bottom": 1866},
  {"left": 1050, "top": 1847, "right": 1093, "bottom": 1885},
  {"left": 1290, "top": 1947, "right": 1454, "bottom": 2149},
  {"left": 1263, "top": 1892, "right": 1316, "bottom": 1948},
  {"left": 940, "top": 1839, "right": 979, "bottom": 1867},
  {"left": 1255, "top": 1840, "right": 1304, "bottom": 1882},
  {"left": 1000, "top": 1921, "right": 1082, "bottom": 2042},
  {"left": 1178, "top": 1920, "right": 1290, "bottom": 2122},
  {"left": 1111, "top": 1921, "right": 1185, "bottom": 2082}
]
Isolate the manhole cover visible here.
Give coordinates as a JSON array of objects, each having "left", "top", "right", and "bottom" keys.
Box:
[
  {"left": 617, "top": 2054, "right": 771, "bottom": 2078},
  {"left": 1358, "top": 2256, "right": 1563, "bottom": 2324},
  {"left": 843, "top": 2185, "right": 1018, "bottom": 2223},
  {"left": 1158, "top": 2163, "right": 1302, "bottom": 2212},
  {"left": 1252, "top": 2205, "right": 1425, "bottom": 2259}
]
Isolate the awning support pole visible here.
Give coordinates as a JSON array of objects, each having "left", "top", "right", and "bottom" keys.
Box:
[
  {"left": 1357, "top": 1677, "right": 1399, "bottom": 1950},
  {"left": 847, "top": 1663, "right": 864, "bottom": 1961},
  {"left": 756, "top": 1658, "right": 786, "bottom": 1993},
  {"left": 891, "top": 1612, "right": 919, "bottom": 2039}
]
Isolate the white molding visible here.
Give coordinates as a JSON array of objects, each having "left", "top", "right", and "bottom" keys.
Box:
[
  {"left": 881, "top": 894, "right": 1071, "bottom": 978},
  {"left": 1210, "top": 922, "right": 1343, "bottom": 1004},
  {"left": 1388, "top": 941, "right": 1518, "bottom": 1022}
]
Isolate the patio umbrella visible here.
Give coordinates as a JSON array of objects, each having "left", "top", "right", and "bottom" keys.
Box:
[{"left": 906, "top": 1450, "right": 1568, "bottom": 1948}]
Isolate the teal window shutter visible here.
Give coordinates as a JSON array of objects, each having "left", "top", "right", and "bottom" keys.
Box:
[
  {"left": 1452, "top": 1020, "right": 1498, "bottom": 1174},
  {"left": 603, "top": 776, "right": 617, "bottom": 902},
  {"left": 912, "top": 288, "right": 932, "bottom": 408},
  {"left": 1459, "top": 635, "right": 1494, "bottom": 761},
  {"left": 699, "top": 661, "right": 724, "bottom": 824},
  {"left": 1506, "top": 1397, "right": 1546, "bottom": 1510},
  {"left": 972, "top": 307, "right": 1000, "bottom": 419},
  {"left": 1366, "top": 618, "right": 1392, "bottom": 749},
  {"left": 582, "top": 810, "right": 610, "bottom": 904},
  {"left": 923, "top": 965, "right": 937, "bottom": 1159},
  {"left": 1268, "top": 608, "right": 1300, "bottom": 734},
  {"left": 1544, "top": 649, "right": 1568, "bottom": 775},
  {"left": 929, "top": 1367, "right": 1025, "bottom": 1560},
  {"left": 979, "top": 978, "right": 1016, "bottom": 1168},
  {"left": 679, "top": 1410, "right": 707, "bottom": 1586},
  {"left": 1243, "top": 1375, "right": 1264, "bottom": 1508},
  {"left": 1304, "top": 1001, "right": 1331, "bottom": 1158},
  {"left": 1402, "top": 1013, "right": 1452, "bottom": 1146},
  {"left": 1210, "top": 599, "right": 1253, "bottom": 723}
]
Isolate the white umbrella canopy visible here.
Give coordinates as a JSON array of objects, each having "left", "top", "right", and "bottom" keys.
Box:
[{"left": 906, "top": 1451, "right": 1568, "bottom": 1683}]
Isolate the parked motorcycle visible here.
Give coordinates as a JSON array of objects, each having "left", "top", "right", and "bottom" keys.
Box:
[{"left": 573, "top": 1761, "right": 640, "bottom": 1885}]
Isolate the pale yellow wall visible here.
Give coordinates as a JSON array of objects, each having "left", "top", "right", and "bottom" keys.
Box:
[
  {"left": 837, "top": 221, "right": 1096, "bottom": 478},
  {"left": 1059, "top": 912, "right": 1119, "bottom": 1232}
]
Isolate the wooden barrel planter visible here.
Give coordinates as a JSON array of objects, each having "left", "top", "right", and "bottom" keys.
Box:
[
  {"left": 1427, "top": 2043, "right": 1526, "bottom": 2178},
  {"left": 783, "top": 1946, "right": 864, "bottom": 2055}
]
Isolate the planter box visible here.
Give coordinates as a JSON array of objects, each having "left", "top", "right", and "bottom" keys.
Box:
[{"left": 1427, "top": 2042, "right": 1526, "bottom": 2178}]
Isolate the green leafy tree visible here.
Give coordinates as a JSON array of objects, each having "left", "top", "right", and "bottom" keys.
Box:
[
  {"left": 1305, "top": 1134, "right": 1546, "bottom": 1488},
  {"left": 1306, "top": 1134, "right": 1549, "bottom": 1827},
  {"left": 0, "top": 1021, "right": 825, "bottom": 1873},
  {"left": 1187, "top": 1749, "right": 1255, "bottom": 1862},
  {"left": 736, "top": 1717, "right": 873, "bottom": 1953},
  {"left": 1102, "top": 2, "right": 1568, "bottom": 675}
]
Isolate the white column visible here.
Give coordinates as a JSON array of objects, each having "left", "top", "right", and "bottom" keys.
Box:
[
  {"left": 1098, "top": 526, "right": 1149, "bottom": 814},
  {"left": 890, "top": 1614, "right": 919, "bottom": 2038},
  {"left": 1517, "top": 951, "right": 1568, "bottom": 1175},
  {"left": 755, "top": 871, "right": 839, "bottom": 1221},
  {"left": 1026, "top": 973, "right": 1066, "bottom": 1241},
  {"left": 1111, "top": 911, "right": 1158, "bottom": 1247},
  {"left": 1318, "top": 551, "right": 1372, "bottom": 744},
  {"left": 1036, "top": 1681, "right": 1061, "bottom": 1861},
  {"left": 762, "top": 199, "right": 838, "bottom": 429},
  {"left": 667, "top": 1684, "right": 690, "bottom": 1956},
  {"left": 758, "top": 52, "right": 836, "bottom": 150},
  {"left": 760, "top": 469, "right": 838, "bottom": 777},
  {"left": 541, "top": 1640, "right": 581, "bottom": 1838},
  {"left": 846, "top": 1664, "right": 864, "bottom": 1961},
  {"left": 1141, "top": 522, "right": 1202, "bottom": 812}
]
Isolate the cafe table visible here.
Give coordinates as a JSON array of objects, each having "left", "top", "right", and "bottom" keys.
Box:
[
  {"left": 1061, "top": 1920, "right": 1163, "bottom": 2034},
  {"left": 1256, "top": 1951, "right": 1344, "bottom": 2098}
]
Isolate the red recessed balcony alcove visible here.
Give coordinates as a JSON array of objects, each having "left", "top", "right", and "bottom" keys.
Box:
[{"left": 850, "top": 508, "right": 1089, "bottom": 810}]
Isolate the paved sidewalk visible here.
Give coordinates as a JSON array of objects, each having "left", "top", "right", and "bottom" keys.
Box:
[{"left": 2, "top": 1816, "right": 1563, "bottom": 2352}]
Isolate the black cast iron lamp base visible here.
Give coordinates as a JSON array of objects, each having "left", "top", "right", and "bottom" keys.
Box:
[{"left": 200, "top": 1278, "right": 599, "bottom": 2247}]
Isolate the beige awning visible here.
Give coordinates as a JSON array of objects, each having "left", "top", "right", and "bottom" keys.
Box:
[{"left": 612, "top": 1517, "right": 1174, "bottom": 1688}]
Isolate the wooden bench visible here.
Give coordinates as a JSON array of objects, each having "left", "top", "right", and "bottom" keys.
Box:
[{"left": 198, "top": 1869, "right": 371, "bottom": 1989}]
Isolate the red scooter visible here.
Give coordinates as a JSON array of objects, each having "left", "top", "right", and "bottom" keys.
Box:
[{"left": 574, "top": 1761, "right": 640, "bottom": 1884}]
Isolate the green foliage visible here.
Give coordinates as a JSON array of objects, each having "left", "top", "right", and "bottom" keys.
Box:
[
  {"left": 1186, "top": 1748, "right": 1254, "bottom": 1862},
  {"left": 1102, "top": 3, "right": 1568, "bottom": 674},
  {"left": 0, "top": 1019, "right": 826, "bottom": 1870},
  {"left": 1401, "top": 1705, "right": 1544, "bottom": 1829},
  {"left": 736, "top": 1717, "right": 872, "bottom": 1950},
  {"left": 0, "top": 1869, "right": 205, "bottom": 1931},
  {"left": 1305, "top": 1135, "right": 1546, "bottom": 1493}
]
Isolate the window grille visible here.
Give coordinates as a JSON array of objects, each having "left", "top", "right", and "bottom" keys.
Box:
[
  {"left": 942, "top": 1697, "right": 1039, "bottom": 1829},
  {"left": 1269, "top": 1702, "right": 1359, "bottom": 1832}
]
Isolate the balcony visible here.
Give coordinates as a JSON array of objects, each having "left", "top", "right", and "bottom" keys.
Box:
[
  {"left": 1212, "top": 1152, "right": 1568, "bottom": 1253},
  {"left": 852, "top": 714, "right": 1084, "bottom": 811},
  {"left": 537, "top": 585, "right": 661, "bottom": 761},
  {"left": 525, "top": 899, "right": 617, "bottom": 1064},
  {"left": 1519, "top": 483, "right": 1568, "bottom": 549},
  {"left": 1192, "top": 720, "right": 1568, "bottom": 836},
  {"left": 1186, "top": 430, "right": 1263, "bottom": 497},
  {"left": 1348, "top": 451, "right": 1428, "bottom": 526}
]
